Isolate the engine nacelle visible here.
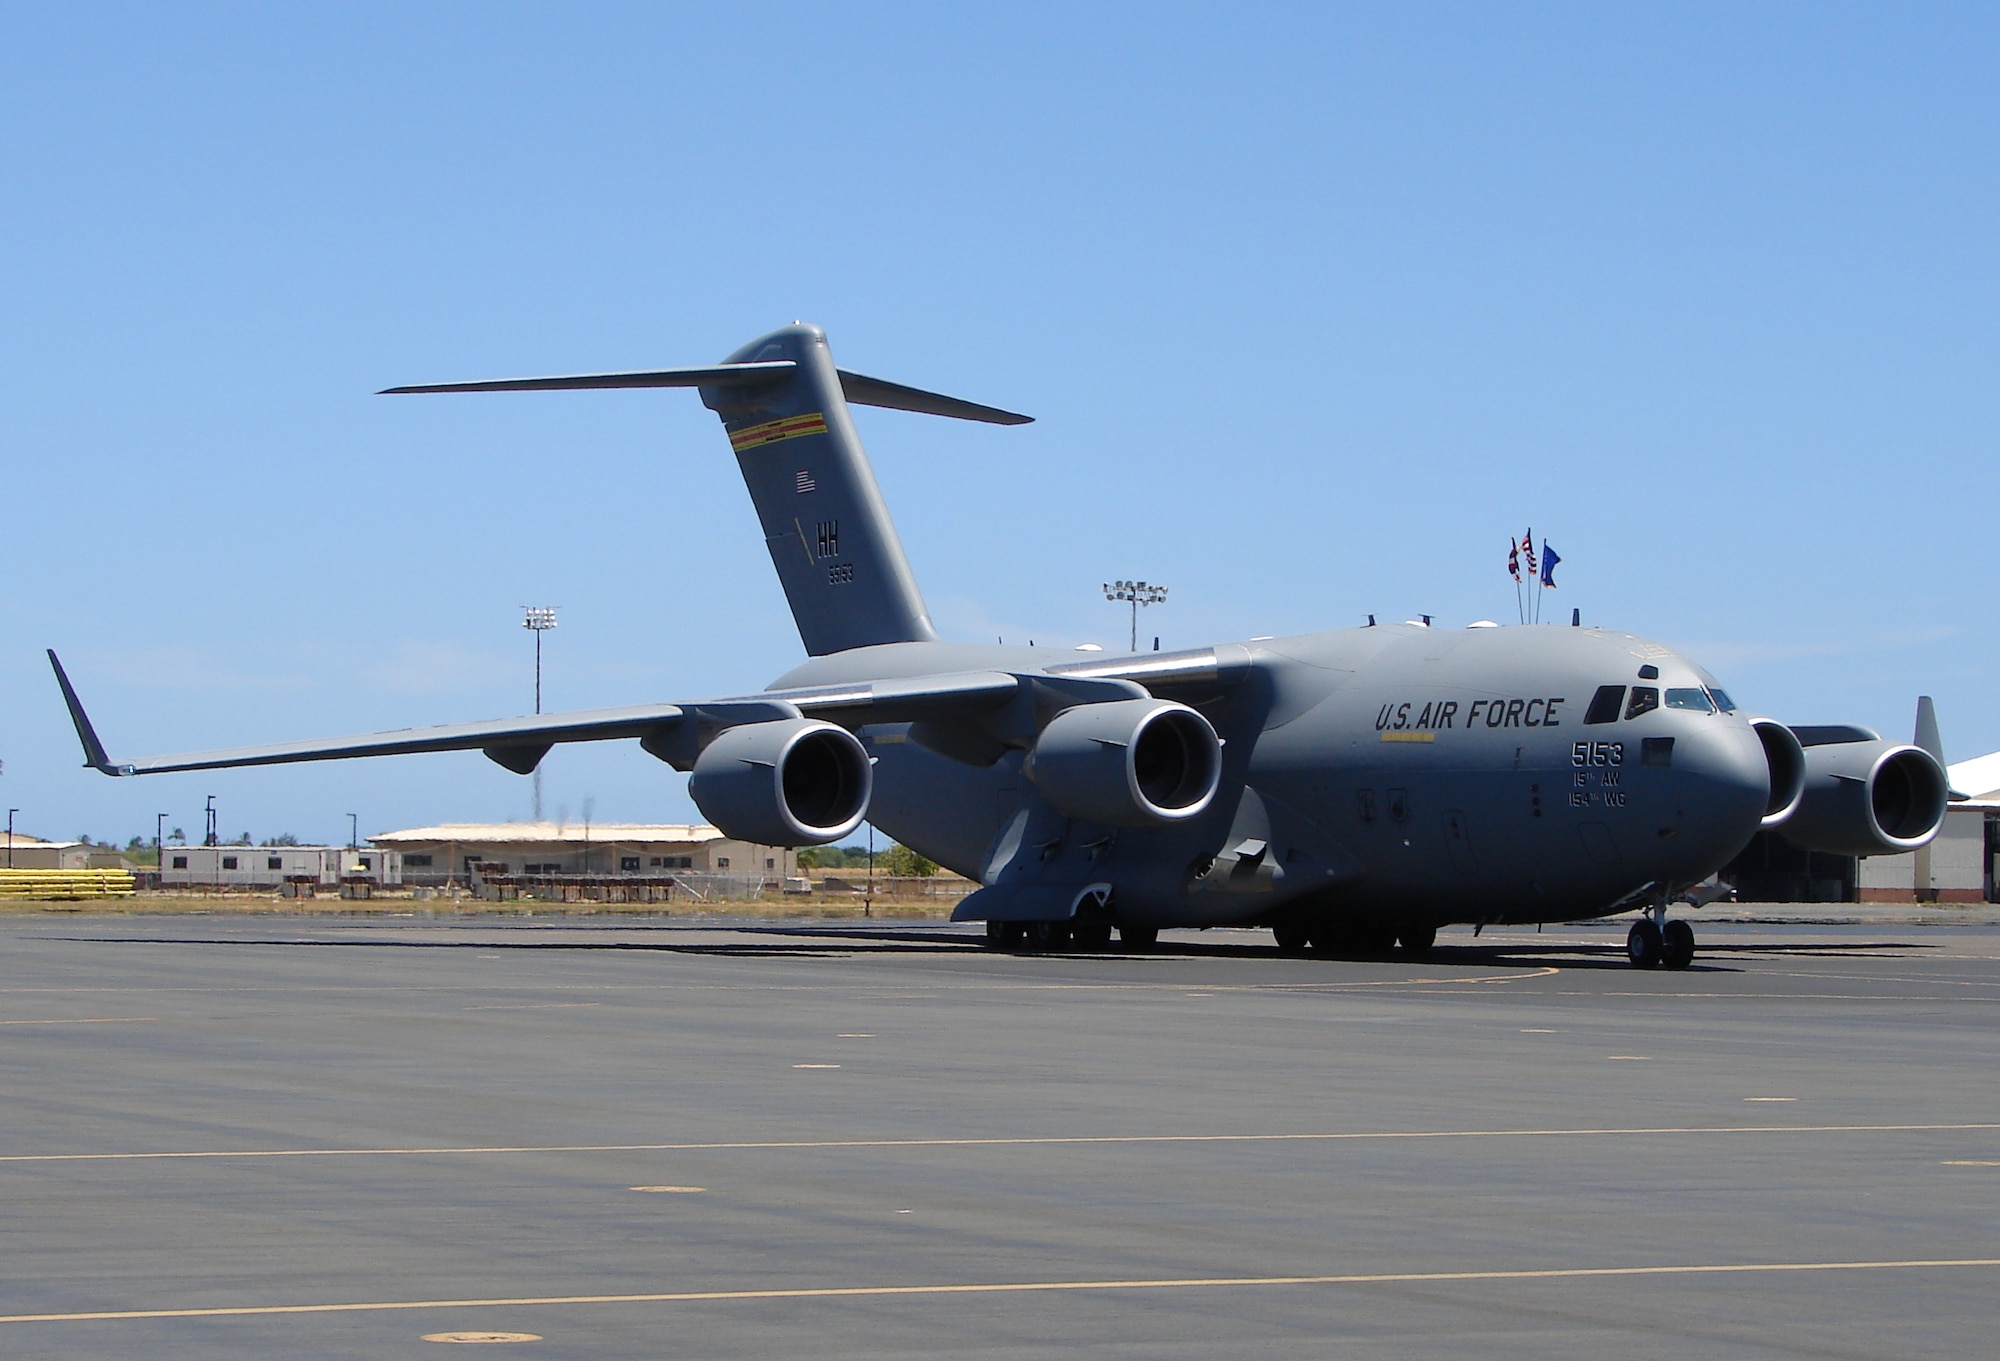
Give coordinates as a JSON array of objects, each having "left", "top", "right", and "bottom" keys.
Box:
[
  {"left": 1026, "top": 698, "right": 1221, "bottom": 827},
  {"left": 1749, "top": 717, "right": 1806, "bottom": 828},
  {"left": 1776, "top": 739, "right": 1948, "bottom": 857},
  {"left": 688, "top": 719, "right": 872, "bottom": 847}
]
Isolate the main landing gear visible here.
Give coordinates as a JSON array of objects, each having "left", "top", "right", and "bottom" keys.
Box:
[
  {"left": 983, "top": 919, "right": 1137, "bottom": 952},
  {"left": 1627, "top": 904, "right": 1696, "bottom": 971},
  {"left": 1271, "top": 920, "right": 1435, "bottom": 958}
]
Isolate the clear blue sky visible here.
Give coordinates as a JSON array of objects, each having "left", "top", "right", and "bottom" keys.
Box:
[{"left": 3, "top": 4, "right": 1995, "bottom": 846}]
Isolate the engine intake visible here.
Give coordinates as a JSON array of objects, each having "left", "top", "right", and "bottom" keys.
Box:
[
  {"left": 1026, "top": 698, "right": 1221, "bottom": 827},
  {"left": 1776, "top": 738, "right": 1948, "bottom": 857},
  {"left": 1749, "top": 718, "right": 1806, "bottom": 827},
  {"left": 688, "top": 719, "right": 872, "bottom": 847}
]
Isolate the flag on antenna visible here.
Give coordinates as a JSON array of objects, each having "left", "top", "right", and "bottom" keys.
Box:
[
  {"left": 1540, "top": 544, "right": 1562, "bottom": 588},
  {"left": 1507, "top": 538, "right": 1521, "bottom": 581}
]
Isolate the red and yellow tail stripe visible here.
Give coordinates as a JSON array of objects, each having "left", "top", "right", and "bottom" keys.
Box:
[{"left": 729, "top": 412, "right": 829, "bottom": 452}]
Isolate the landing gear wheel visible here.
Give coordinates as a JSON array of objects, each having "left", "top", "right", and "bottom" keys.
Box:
[
  {"left": 1027, "top": 920, "right": 1072, "bottom": 952},
  {"left": 1272, "top": 921, "right": 1311, "bottom": 953},
  {"left": 1662, "top": 919, "right": 1695, "bottom": 970},
  {"left": 985, "top": 920, "right": 1024, "bottom": 950},
  {"left": 1306, "top": 924, "right": 1346, "bottom": 955},
  {"left": 1118, "top": 924, "right": 1158, "bottom": 951},
  {"left": 1397, "top": 924, "right": 1437, "bottom": 957},
  {"left": 1072, "top": 921, "right": 1114, "bottom": 951},
  {"left": 1627, "top": 918, "right": 1664, "bottom": 970}
]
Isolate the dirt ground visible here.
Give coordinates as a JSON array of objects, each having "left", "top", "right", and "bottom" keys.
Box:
[{"left": 0, "top": 890, "right": 958, "bottom": 920}]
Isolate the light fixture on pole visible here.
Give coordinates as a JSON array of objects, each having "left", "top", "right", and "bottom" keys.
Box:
[
  {"left": 6, "top": 809, "right": 15, "bottom": 869},
  {"left": 1102, "top": 580, "right": 1168, "bottom": 653},
  {"left": 348, "top": 812, "right": 358, "bottom": 852},
  {"left": 157, "top": 812, "right": 168, "bottom": 874},
  {"left": 522, "top": 606, "right": 559, "bottom": 821},
  {"left": 522, "top": 606, "right": 558, "bottom": 714}
]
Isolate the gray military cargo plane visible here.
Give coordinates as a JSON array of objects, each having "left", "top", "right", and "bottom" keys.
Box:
[{"left": 51, "top": 323, "right": 1950, "bottom": 968}]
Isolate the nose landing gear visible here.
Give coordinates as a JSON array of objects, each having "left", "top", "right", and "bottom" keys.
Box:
[{"left": 1627, "top": 899, "right": 1696, "bottom": 970}]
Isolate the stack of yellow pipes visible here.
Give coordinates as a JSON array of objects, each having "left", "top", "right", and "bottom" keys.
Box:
[{"left": 0, "top": 870, "right": 137, "bottom": 900}]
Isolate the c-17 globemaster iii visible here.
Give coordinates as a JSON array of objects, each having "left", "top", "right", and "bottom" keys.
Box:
[{"left": 51, "top": 324, "right": 1951, "bottom": 968}]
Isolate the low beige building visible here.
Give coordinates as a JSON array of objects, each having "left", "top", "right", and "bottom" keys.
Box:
[
  {"left": 367, "top": 823, "right": 798, "bottom": 888},
  {"left": 0, "top": 835, "right": 95, "bottom": 871}
]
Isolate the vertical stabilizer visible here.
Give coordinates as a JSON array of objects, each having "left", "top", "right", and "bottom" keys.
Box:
[
  {"left": 701, "top": 324, "right": 936, "bottom": 656},
  {"left": 1915, "top": 695, "right": 1945, "bottom": 766},
  {"left": 384, "top": 322, "right": 1029, "bottom": 658}
]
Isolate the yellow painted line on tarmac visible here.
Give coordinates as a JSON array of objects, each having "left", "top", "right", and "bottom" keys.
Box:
[
  {"left": 2, "top": 1122, "right": 1997, "bottom": 1165},
  {"left": 0, "top": 1016, "right": 157, "bottom": 1026},
  {"left": 3, "top": 1256, "right": 1998, "bottom": 1325}
]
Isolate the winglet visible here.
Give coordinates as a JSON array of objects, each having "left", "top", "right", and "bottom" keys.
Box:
[{"left": 47, "top": 651, "right": 133, "bottom": 776}]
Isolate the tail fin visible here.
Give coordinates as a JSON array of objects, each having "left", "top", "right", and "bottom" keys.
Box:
[
  {"left": 702, "top": 324, "right": 947, "bottom": 656},
  {"left": 1915, "top": 695, "right": 1966, "bottom": 800},
  {"left": 385, "top": 323, "right": 1030, "bottom": 657}
]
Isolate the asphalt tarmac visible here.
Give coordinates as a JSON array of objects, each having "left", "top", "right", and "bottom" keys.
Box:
[{"left": 1, "top": 911, "right": 1996, "bottom": 1359}]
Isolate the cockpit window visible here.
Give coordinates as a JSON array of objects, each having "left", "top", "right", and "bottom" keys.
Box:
[
  {"left": 1707, "top": 688, "right": 1737, "bottom": 713},
  {"left": 1625, "top": 686, "right": 1660, "bottom": 720},
  {"left": 1584, "top": 685, "right": 1625, "bottom": 725},
  {"left": 1665, "top": 687, "right": 1714, "bottom": 713}
]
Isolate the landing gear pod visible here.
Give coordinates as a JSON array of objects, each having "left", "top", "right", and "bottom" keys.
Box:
[
  {"left": 689, "top": 719, "right": 872, "bottom": 847},
  {"left": 1749, "top": 718, "right": 1807, "bottom": 828},
  {"left": 1778, "top": 740, "right": 1948, "bottom": 856},
  {"left": 1026, "top": 698, "right": 1221, "bottom": 826}
]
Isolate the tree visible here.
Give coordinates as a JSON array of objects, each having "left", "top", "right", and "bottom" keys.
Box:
[
  {"left": 169, "top": 828, "right": 186, "bottom": 844},
  {"left": 261, "top": 834, "right": 301, "bottom": 847},
  {"left": 879, "top": 843, "right": 937, "bottom": 877}
]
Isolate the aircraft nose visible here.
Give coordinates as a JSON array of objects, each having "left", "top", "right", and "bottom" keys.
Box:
[{"left": 1651, "top": 719, "right": 1769, "bottom": 878}]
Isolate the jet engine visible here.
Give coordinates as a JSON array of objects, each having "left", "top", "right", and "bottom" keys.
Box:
[
  {"left": 1775, "top": 738, "right": 1948, "bottom": 857},
  {"left": 688, "top": 718, "right": 872, "bottom": 847},
  {"left": 1749, "top": 718, "right": 1807, "bottom": 828},
  {"left": 1025, "top": 698, "right": 1221, "bottom": 827}
]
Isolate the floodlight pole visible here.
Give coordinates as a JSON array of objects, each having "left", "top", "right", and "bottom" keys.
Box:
[
  {"left": 522, "top": 607, "right": 559, "bottom": 821},
  {"left": 523, "top": 606, "right": 558, "bottom": 714},
  {"left": 6, "top": 809, "right": 15, "bottom": 869},
  {"left": 348, "top": 813, "right": 358, "bottom": 852},
  {"left": 1102, "top": 580, "right": 1169, "bottom": 653},
  {"left": 157, "top": 812, "right": 167, "bottom": 872}
]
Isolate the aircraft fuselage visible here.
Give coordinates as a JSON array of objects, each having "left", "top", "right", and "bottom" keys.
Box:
[{"left": 774, "top": 621, "right": 1770, "bottom": 932}]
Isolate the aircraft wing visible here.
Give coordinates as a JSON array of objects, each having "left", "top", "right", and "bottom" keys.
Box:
[{"left": 48, "top": 651, "right": 1024, "bottom": 778}]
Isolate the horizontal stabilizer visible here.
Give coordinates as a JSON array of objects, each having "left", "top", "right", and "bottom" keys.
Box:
[
  {"left": 835, "top": 369, "right": 1032, "bottom": 425},
  {"left": 381, "top": 359, "right": 1032, "bottom": 423},
  {"left": 381, "top": 361, "right": 796, "bottom": 395}
]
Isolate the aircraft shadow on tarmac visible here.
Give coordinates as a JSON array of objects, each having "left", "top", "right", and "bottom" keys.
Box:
[{"left": 70, "top": 927, "right": 1933, "bottom": 972}]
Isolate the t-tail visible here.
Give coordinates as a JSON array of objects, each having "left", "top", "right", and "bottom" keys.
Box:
[{"left": 384, "top": 323, "right": 1030, "bottom": 656}]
